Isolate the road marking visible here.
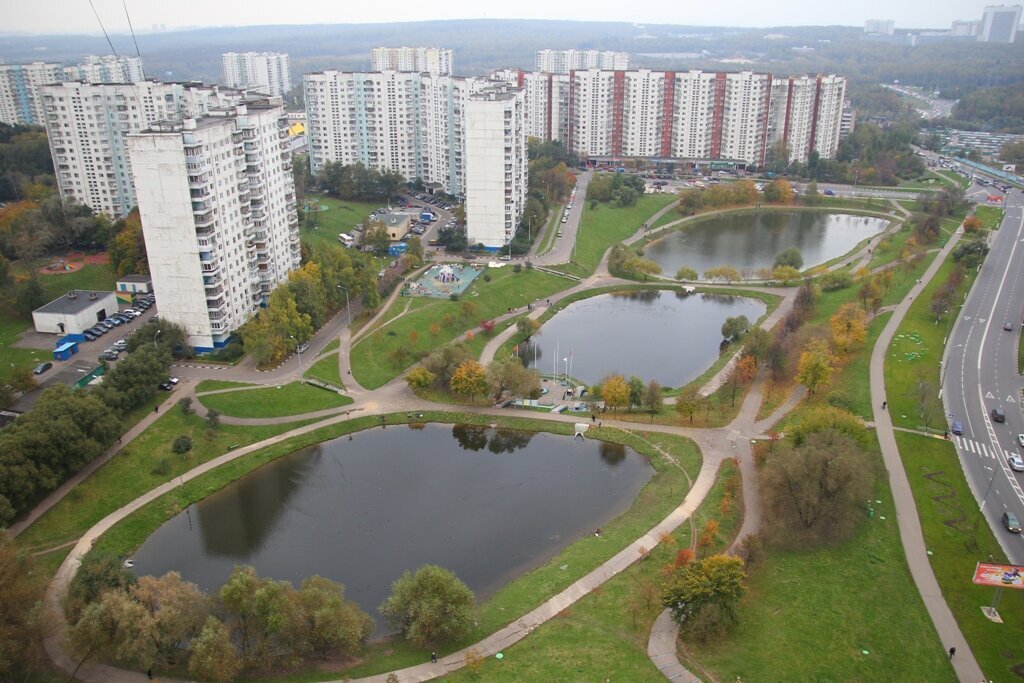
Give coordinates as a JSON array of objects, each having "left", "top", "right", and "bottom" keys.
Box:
[
  {"left": 1009, "top": 395, "right": 1018, "bottom": 403},
  {"left": 981, "top": 442, "right": 990, "bottom": 458},
  {"left": 986, "top": 391, "right": 996, "bottom": 398}
]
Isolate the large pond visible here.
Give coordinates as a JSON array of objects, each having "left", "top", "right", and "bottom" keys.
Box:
[
  {"left": 130, "top": 424, "right": 652, "bottom": 635},
  {"left": 520, "top": 290, "right": 765, "bottom": 386},
  {"left": 645, "top": 211, "right": 888, "bottom": 277}
]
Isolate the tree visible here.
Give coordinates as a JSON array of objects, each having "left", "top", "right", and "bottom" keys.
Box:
[
  {"left": 108, "top": 210, "right": 149, "bottom": 277},
  {"left": 662, "top": 554, "right": 746, "bottom": 639},
  {"left": 703, "top": 266, "right": 741, "bottom": 283},
  {"left": 188, "top": 617, "right": 241, "bottom": 683},
  {"left": 172, "top": 435, "right": 193, "bottom": 454},
  {"left": 363, "top": 222, "right": 391, "bottom": 255},
  {"left": 13, "top": 275, "right": 45, "bottom": 318},
  {"left": 0, "top": 532, "right": 52, "bottom": 682},
  {"left": 761, "top": 429, "right": 875, "bottom": 546},
  {"left": 773, "top": 246, "right": 804, "bottom": 270},
  {"left": 64, "top": 550, "right": 137, "bottom": 622},
  {"left": 829, "top": 303, "right": 868, "bottom": 354},
  {"left": 379, "top": 565, "right": 475, "bottom": 647},
  {"left": 291, "top": 575, "right": 374, "bottom": 659},
  {"left": 218, "top": 566, "right": 294, "bottom": 670},
  {"left": 516, "top": 316, "right": 540, "bottom": 342},
  {"left": 675, "top": 388, "right": 699, "bottom": 423},
  {"left": 763, "top": 179, "right": 794, "bottom": 204},
  {"left": 675, "top": 266, "right": 698, "bottom": 280},
  {"left": 858, "top": 277, "right": 882, "bottom": 312},
  {"left": 628, "top": 375, "right": 645, "bottom": 409},
  {"left": 97, "top": 344, "right": 172, "bottom": 411},
  {"left": 804, "top": 181, "right": 822, "bottom": 205},
  {"left": 449, "top": 359, "right": 487, "bottom": 396},
  {"left": 599, "top": 374, "right": 630, "bottom": 412},
  {"left": 405, "top": 365, "right": 437, "bottom": 390},
  {"left": 796, "top": 338, "right": 835, "bottom": 393},
  {"left": 914, "top": 380, "right": 944, "bottom": 432},
  {"left": 771, "top": 265, "right": 801, "bottom": 284},
  {"left": 735, "top": 355, "right": 758, "bottom": 385},
  {"left": 130, "top": 572, "right": 208, "bottom": 667},
  {"left": 642, "top": 380, "right": 663, "bottom": 418},
  {"left": 206, "top": 409, "right": 221, "bottom": 430},
  {"left": 721, "top": 315, "right": 750, "bottom": 343},
  {"left": 962, "top": 216, "right": 982, "bottom": 233},
  {"left": 486, "top": 356, "right": 541, "bottom": 400}
]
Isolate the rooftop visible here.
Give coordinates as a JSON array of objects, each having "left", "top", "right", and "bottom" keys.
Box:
[
  {"left": 34, "top": 290, "right": 115, "bottom": 316},
  {"left": 116, "top": 274, "right": 152, "bottom": 283}
]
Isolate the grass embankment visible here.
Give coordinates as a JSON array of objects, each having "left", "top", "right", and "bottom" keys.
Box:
[
  {"left": 973, "top": 205, "right": 1005, "bottom": 231},
  {"left": 83, "top": 413, "right": 700, "bottom": 681},
  {"left": 896, "top": 432, "right": 1024, "bottom": 681},
  {"left": 550, "top": 194, "right": 678, "bottom": 278},
  {"left": 0, "top": 262, "right": 116, "bottom": 383},
  {"left": 440, "top": 458, "right": 742, "bottom": 683},
  {"left": 303, "top": 353, "right": 344, "bottom": 389},
  {"left": 195, "top": 379, "right": 255, "bottom": 393},
  {"left": 14, "top": 410, "right": 317, "bottom": 553},
  {"left": 197, "top": 382, "right": 352, "bottom": 418},
  {"left": 535, "top": 202, "right": 566, "bottom": 256},
  {"left": 350, "top": 267, "right": 571, "bottom": 389}
]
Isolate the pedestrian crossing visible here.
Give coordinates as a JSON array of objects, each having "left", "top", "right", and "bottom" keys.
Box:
[{"left": 954, "top": 435, "right": 1017, "bottom": 461}]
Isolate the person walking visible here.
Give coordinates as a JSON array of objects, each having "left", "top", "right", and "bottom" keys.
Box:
[
  {"left": 431, "top": 652, "right": 438, "bottom": 663},
  {"left": 881, "top": 400, "right": 887, "bottom": 410},
  {"left": 949, "top": 646, "right": 956, "bottom": 659}
]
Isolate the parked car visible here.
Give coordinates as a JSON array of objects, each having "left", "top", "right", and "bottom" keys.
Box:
[
  {"left": 157, "top": 382, "right": 174, "bottom": 391},
  {"left": 168, "top": 376, "right": 180, "bottom": 385},
  {"left": 1018, "top": 433, "right": 1024, "bottom": 449},
  {"left": 113, "top": 340, "right": 128, "bottom": 350},
  {"left": 296, "top": 342, "right": 309, "bottom": 354},
  {"left": 82, "top": 331, "right": 97, "bottom": 342},
  {"left": 98, "top": 351, "right": 119, "bottom": 361},
  {"left": 992, "top": 407, "right": 1007, "bottom": 423},
  {"left": 951, "top": 421, "right": 964, "bottom": 436},
  {"left": 824, "top": 188, "right": 836, "bottom": 196},
  {"left": 1011, "top": 454, "right": 1024, "bottom": 472},
  {"left": 1003, "top": 511, "right": 1021, "bottom": 533},
  {"left": 33, "top": 362, "right": 53, "bottom": 375}
]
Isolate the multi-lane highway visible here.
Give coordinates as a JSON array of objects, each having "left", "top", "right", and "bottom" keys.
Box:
[{"left": 941, "top": 179, "right": 1024, "bottom": 562}]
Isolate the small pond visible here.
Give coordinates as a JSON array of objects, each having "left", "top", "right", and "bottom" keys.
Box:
[
  {"left": 519, "top": 290, "right": 766, "bottom": 386},
  {"left": 130, "top": 424, "right": 653, "bottom": 635},
  {"left": 645, "top": 211, "right": 888, "bottom": 276}
]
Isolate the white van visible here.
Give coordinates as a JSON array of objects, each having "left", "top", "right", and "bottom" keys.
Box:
[{"left": 338, "top": 233, "right": 354, "bottom": 248}]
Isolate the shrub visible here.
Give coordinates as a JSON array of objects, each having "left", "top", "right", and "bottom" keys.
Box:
[{"left": 172, "top": 435, "right": 193, "bottom": 454}]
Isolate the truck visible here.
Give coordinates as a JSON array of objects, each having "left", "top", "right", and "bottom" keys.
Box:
[
  {"left": 387, "top": 243, "right": 408, "bottom": 256},
  {"left": 420, "top": 211, "right": 436, "bottom": 222}
]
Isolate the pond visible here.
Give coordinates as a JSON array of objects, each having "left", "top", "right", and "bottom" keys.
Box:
[
  {"left": 130, "top": 424, "right": 653, "bottom": 635},
  {"left": 519, "top": 290, "right": 766, "bottom": 386},
  {"left": 645, "top": 211, "right": 888, "bottom": 277}
]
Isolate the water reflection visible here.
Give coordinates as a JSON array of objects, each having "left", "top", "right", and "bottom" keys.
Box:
[
  {"left": 130, "top": 424, "right": 653, "bottom": 636},
  {"left": 520, "top": 291, "right": 765, "bottom": 386},
  {"left": 646, "top": 211, "right": 887, "bottom": 276}
]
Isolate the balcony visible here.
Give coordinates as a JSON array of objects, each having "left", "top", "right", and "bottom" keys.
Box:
[
  {"left": 194, "top": 211, "right": 215, "bottom": 227},
  {"left": 206, "top": 297, "right": 226, "bottom": 310},
  {"left": 200, "top": 262, "right": 221, "bottom": 276},
  {"left": 191, "top": 200, "right": 211, "bottom": 213}
]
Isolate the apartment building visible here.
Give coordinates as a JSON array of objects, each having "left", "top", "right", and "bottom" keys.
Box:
[
  {"left": 979, "top": 5, "right": 1022, "bottom": 42},
  {"left": 222, "top": 52, "right": 292, "bottom": 96},
  {"left": 0, "top": 62, "right": 64, "bottom": 125},
  {"left": 535, "top": 49, "right": 630, "bottom": 74},
  {"left": 464, "top": 85, "right": 527, "bottom": 249},
  {"left": 64, "top": 55, "right": 146, "bottom": 84},
  {"left": 490, "top": 69, "right": 571, "bottom": 144},
  {"left": 127, "top": 100, "right": 300, "bottom": 350},
  {"left": 41, "top": 80, "right": 248, "bottom": 217},
  {"left": 370, "top": 47, "right": 454, "bottom": 75}
]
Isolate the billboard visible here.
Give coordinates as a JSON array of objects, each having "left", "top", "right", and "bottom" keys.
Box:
[{"left": 972, "top": 562, "right": 1024, "bottom": 589}]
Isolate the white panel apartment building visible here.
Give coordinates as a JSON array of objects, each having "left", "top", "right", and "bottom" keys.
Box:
[
  {"left": 128, "top": 100, "right": 300, "bottom": 350},
  {"left": 304, "top": 70, "right": 489, "bottom": 196},
  {"left": 465, "top": 85, "right": 527, "bottom": 249},
  {"left": 536, "top": 49, "right": 630, "bottom": 74},
  {"left": 41, "top": 80, "right": 247, "bottom": 217},
  {"left": 64, "top": 55, "right": 146, "bottom": 84},
  {"left": 222, "top": 52, "right": 292, "bottom": 96},
  {"left": 0, "top": 62, "right": 65, "bottom": 125},
  {"left": 370, "top": 47, "right": 454, "bottom": 75},
  {"left": 767, "top": 74, "right": 846, "bottom": 163}
]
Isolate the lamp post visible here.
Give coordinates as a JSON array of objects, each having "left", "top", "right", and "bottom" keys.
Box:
[
  {"left": 337, "top": 285, "right": 351, "bottom": 326},
  {"left": 290, "top": 334, "right": 303, "bottom": 381},
  {"left": 153, "top": 329, "right": 161, "bottom": 349}
]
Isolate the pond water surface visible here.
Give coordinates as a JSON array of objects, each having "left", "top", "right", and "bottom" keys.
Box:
[
  {"left": 130, "top": 424, "right": 652, "bottom": 634},
  {"left": 520, "top": 290, "right": 766, "bottom": 386},
  {"left": 646, "top": 211, "right": 888, "bottom": 276}
]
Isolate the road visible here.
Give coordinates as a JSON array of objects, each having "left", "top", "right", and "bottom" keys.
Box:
[{"left": 941, "top": 177, "right": 1024, "bottom": 563}]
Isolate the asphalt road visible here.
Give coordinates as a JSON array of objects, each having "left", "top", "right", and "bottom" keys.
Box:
[{"left": 941, "top": 178, "right": 1024, "bottom": 562}]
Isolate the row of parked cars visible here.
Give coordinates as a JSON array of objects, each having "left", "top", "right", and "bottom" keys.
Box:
[{"left": 81, "top": 295, "right": 155, "bottom": 342}]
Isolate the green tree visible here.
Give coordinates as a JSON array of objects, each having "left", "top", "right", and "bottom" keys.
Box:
[
  {"left": 364, "top": 222, "right": 391, "bottom": 255},
  {"left": 763, "top": 179, "right": 794, "bottom": 204},
  {"left": 599, "top": 374, "right": 630, "bottom": 412},
  {"left": 379, "top": 565, "right": 475, "bottom": 647},
  {"left": 771, "top": 265, "right": 801, "bottom": 284},
  {"left": 662, "top": 554, "right": 746, "bottom": 639},
  {"left": 405, "top": 365, "right": 437, "bottom": 390},
  {"left": 13, "top": 275, "right": 45, "bottom": 318},
  {"left": 773, "top": 246, "right": 804, "bottom": 270},
  {"left": 703, "top": 266, "right": 741, "bottom": 283},
  {"left": 642, "top": 380, "right": 663, "bottom": 418},
  {"left": 675, "top": 266, "right": 698, "bottom": 280},
  {"left": 0, "top": 532, "right": 52, "bottom": 682},
  {"left": 291, "top": 575, "right": 374, "bottom": 659},
  {"left": 64, "top": 550, "right": 137, "bottom": 623},
  {"left": 516, "top": 317, "right": 540, "bottom": 342},
  {"left": 720, "top": 315, "right": 750, "bottom": 343},
  {"left": 674, "top": 388, "right": 700, "bottom": 423},
  {"left": 188, "top": 617, "right": 241, "bottom": 683},
  {"left": 98, "top": 344, "right": 172, "bottom": 411},
  {"left": 486, "top": 356, "right": 541, "bottom": 400},
  {"left": 218, "top": 566, "right": 294, "bottom": 670}
]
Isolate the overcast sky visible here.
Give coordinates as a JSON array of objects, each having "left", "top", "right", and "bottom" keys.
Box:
[{"left": 1, "top": 0, "right": 994, "bottom": 34}]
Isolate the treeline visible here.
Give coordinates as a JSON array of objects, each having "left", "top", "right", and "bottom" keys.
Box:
[
  {"left": 677, "top": 179, "right": 795, "bottom": 216},
  {"left": 0, "top": 123, "right": 54, "bottom": 203},
  {"left": 0, "top": 320, "right": 185, "bottom": 527},
  {"left": 315, "top": 161, "right": 405, "bottom": 201},
  {"left": 586, "top": 172, "right": 646, "bottom": 207},
  {"left": 58, "top": 558, "right": 475, "bottom": 682},
  {"left": 238, "top": 242, "right": 383, "bottom": 366},
  {"left": 949, "top": 83, "right": 1024, "bottom": 133}
]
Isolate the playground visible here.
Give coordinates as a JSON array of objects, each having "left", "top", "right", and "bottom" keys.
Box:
[
  {"left": 405, "top": 262, "right": 484, "bottom": 298},
  {"left": 36, "top": 252, "right": 109, "bottom": 276}
]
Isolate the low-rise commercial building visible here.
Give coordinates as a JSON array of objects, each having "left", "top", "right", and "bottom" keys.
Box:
[{"left": 32, "top": 290, "right": 118, "bottom": 335}]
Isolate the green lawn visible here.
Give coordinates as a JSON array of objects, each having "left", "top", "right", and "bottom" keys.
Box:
[
  {"left": 36, "top": 261, "right": 116, "bottom": 300},
  {"left": 685, "top": 441, "right": 955, "bottom": 682},
  {"left": 14, "top": 410, "right": 317, "bottom": 552},
  {"left": 896, "top": 432, "right": 1024, "bottom": 681},
  {"left": 827, "top": 313, "right": 891, "bottom": 421},
  {"left": 556, "top": 194, "right": 678, "bottom": 277},
  {"left": 299, "top": 195, "right": 384, "bottom": 251},
  {"left": 195, "top": 379, "right": 255, "bottom": 393},
  {"left": 303, "top": 353, "right": 343, "bottom": 388},
  {"left": 867, "top": 224, "right": 916, "bottom": 271},
  {"left": 974, "top": 205, "right": 1005, "bottom": 231},
  {"left": 350, "top": 267, "right": 571, "bottom": 389},
  {"left": 535, "top": 203, "right": 565, "bottom": 256},
  {"left": 197, "top": 382, "right": 352, "bottom": 418}
]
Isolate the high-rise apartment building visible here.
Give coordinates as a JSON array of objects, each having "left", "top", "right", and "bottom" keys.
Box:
[
  {"left": 0, "top": 62, "right": 64, "bottom": 125},
  {"left": 950, "top": 20, "right": 981, "bottom": 36},
  {"left": 864, "top": 20, "right": 896, "bottom": 35},
  {"left": 979, "top": 5, "right": 1022, "bottom": 42},
  {"left": 464, "top": 85, "right": 527, "bottom": 249},
  {"left": 304, "top": 70, "right": 490, "bottom": 196},
  {"left": 535, "top": 49, "right": 630, "bottom": 74},
  {"left": 41, "top": 80, "right": 248, "bottom": 217},
  {"left": 370, "top": 47, "right": 454, "bottom": 75},
  {"left": 221, "top": 52, "right": 292, "bottom": 96},
  {"left": 128, "top": 100, "right": 300, "bottom": 350},
  {"left": 64, "top": 55, "right": 146, "bottom": 84},
  {"left": 520, "top": 68, "right": 844, "bottom": 166}
]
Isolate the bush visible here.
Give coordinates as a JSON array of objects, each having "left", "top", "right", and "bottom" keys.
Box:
[
  {"left": 819, "top": 271, "right": 853, "bottom": 291},
  {"left": 512, "top": 264, "right": 522, "bottom": 273},
  {"left": 449, "top": 293, "right": 460, "bottom": 302},
  {"left": 482, "top": 273, "right": 492, "bottom": 282},
  {"left": 172, "top": 435, "right": 193, "bottom": 454},
  {"left": 177, "top": 397, "right": 194, "bottom": 416},
  {"left": 380, "top": 565, "right": 475, "bottom": 647}
]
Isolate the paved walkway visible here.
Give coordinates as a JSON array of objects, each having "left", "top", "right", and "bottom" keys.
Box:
[{"left": 869, "top": 226, "right": 985, "bottom": 683}]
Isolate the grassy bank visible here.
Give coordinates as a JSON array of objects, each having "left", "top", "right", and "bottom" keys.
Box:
[
  {"left": 198, "top": 382, "right": 353, "bottom": 418},
  {"left": 303, "top": 353, "right": 344, "bottom": 388}
]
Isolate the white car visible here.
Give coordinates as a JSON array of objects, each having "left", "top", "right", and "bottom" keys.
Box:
[
  {"left": 1018, "top": 434, "right": 1024, "bottom": 449},
  {"left": 1010, "top": 454, "right": 1024, "bottom": 472}
]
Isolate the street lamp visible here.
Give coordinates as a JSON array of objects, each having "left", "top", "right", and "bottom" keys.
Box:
[
  {"left": 153, "top": 329, "right": 161, "bottom": 349},
  {"left": 337, "top": 285, "right": 351, "bottom": 326},
  {"left": 290, "top": 334, "right": 303, "bottom": 381}
]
